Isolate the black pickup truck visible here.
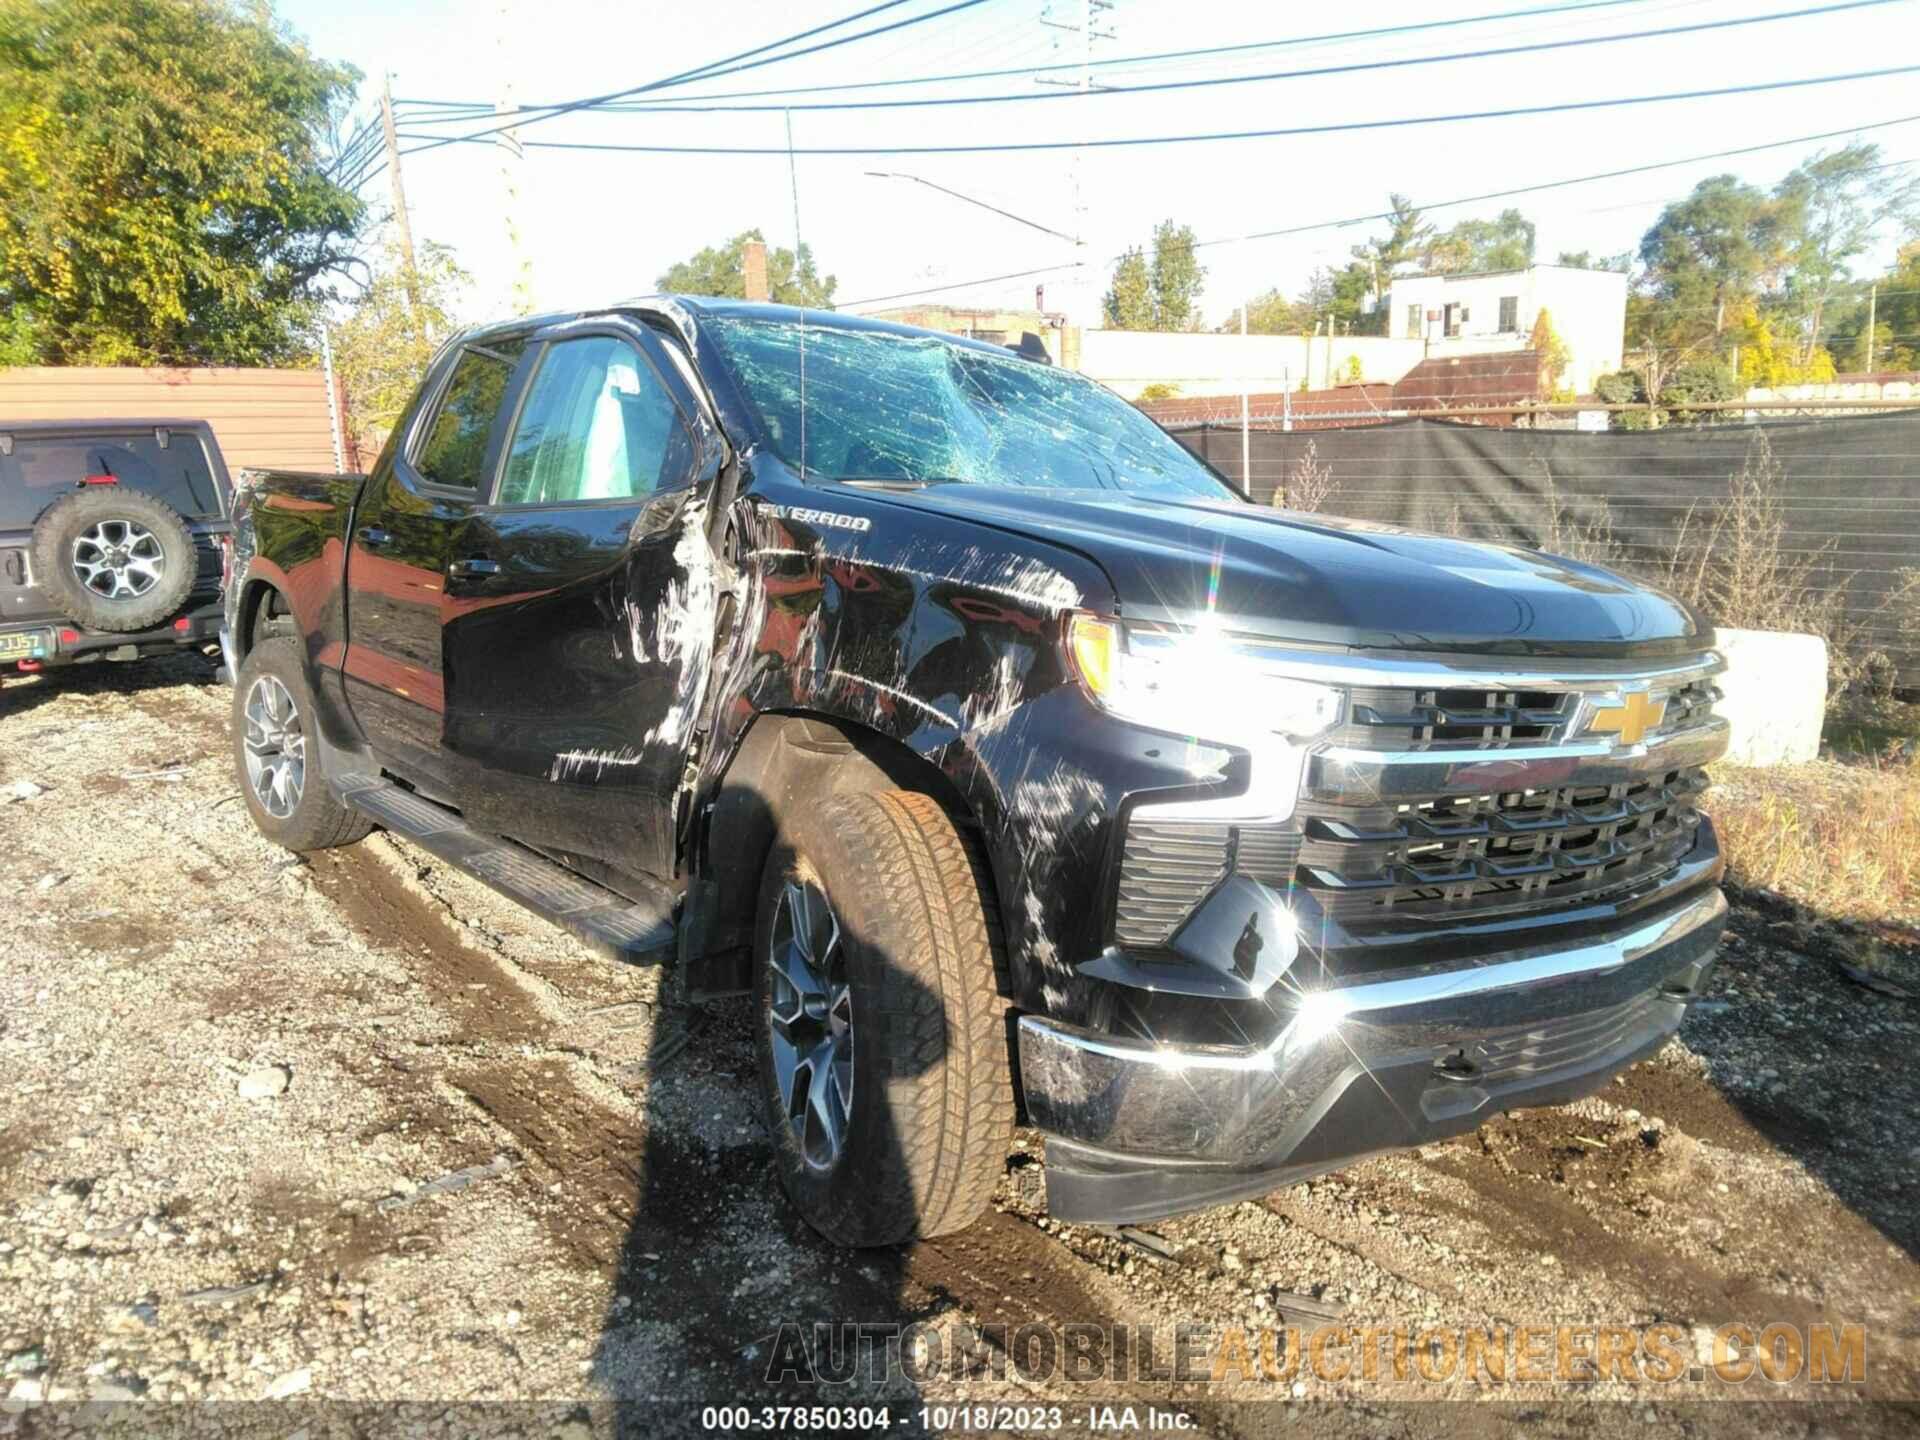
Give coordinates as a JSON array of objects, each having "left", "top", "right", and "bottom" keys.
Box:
[{"left": 223, "top": 298, "right": 1729, "bottom": 1245}]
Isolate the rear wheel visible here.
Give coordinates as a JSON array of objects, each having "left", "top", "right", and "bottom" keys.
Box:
[
  {"left": 754, "top": 789, "right": 1013, "bottom": 1246},
  {"left": 231, "top": 637, "right": 372, "bottom": 852}
]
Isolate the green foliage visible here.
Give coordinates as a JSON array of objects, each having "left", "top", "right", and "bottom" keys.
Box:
[
  {"left": 1423, "top": 209, "right": 1536, "bottom": 274},
  {"left": 1556, "top": 250, "right": 1632, "bottom": 272},
  {"left": 0, "top": 0, "right": 363, "bottom": 365},
  {"left": 1103, "top": 247, "right": 1153, "bottom": 329},
  {"left": 1104, "top": 220, "right": 1206, "bottom": 331},
  {"left": 1341, "top": 354, "right": 1363, "bottom": 384},
  {"left": 1634, "top": 174, "right": 1797, "bottom": 356},
  {"left": 1149, "top": 220, "right": 1205, "bottom": 331},
  {"left": 1135, "top": 382, "right": 1179, "bottom": 403},
  {"left": 1349, "top": 194, "right": 1432, "bottom": 281},
  {"left": 1774, "top": 143, "right": 1919, "bottom": 361},
  {"left": 655, "top": 229, "right": 836, "bottom": 307},
  {"left": 332, "top": 239, "right": 471, "bottom": 454},
  {"left": 1660, "top": 359, "right": 1740, "bottom": 422},
  {"left": 1217, "top": 287, "right": 1297, "bottom": 335}
]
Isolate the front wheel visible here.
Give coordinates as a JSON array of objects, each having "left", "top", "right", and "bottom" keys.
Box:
[
  {"left": 754, "top": 790, "right": 1014, "bottom": 1246},
  {"left": 231, "top": 636, "right": 372, "bottom": 853}
]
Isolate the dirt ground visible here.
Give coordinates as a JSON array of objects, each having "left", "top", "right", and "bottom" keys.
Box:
[{"left": 2, "top": 653, "right": 1918, "bottom": 1437}]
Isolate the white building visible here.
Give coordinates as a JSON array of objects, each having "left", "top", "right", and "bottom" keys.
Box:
[{"left": 1385, "top": 264, "right": 1628, "bottom": 394}]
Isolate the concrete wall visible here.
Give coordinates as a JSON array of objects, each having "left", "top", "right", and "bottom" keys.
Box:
[
  {"left": 1078, "top": 330, "right": 1428, "bottom": 400},
  {"left": 0, "top": 366, "right": 345, "bottom": 472},
  {"left": 1715, "top": 628, "right": 1828, "bottom": 767},
  {"left": 1746, "top": 373, "right": 1919, "bottom": 407},
  {"left": 1386, "top": 265, "right": 1626, "bottom": 393}
]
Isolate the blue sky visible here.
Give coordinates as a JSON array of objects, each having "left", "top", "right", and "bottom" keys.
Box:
[{"left": 276, "top": 0, "right": 1920, "bottom": 327}]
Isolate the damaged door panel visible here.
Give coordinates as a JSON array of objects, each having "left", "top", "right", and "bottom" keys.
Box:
[{"left": 440, "top": 321, "right": 717, "bottom": 884}]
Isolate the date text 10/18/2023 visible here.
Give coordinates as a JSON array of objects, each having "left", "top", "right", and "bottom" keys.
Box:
[{"left": 698, "top": 1405, "right": 1194, "bottom": 1431}]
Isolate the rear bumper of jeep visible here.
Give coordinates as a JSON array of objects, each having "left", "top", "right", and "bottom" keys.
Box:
[
  {"left": 1, "top": 599, "right": 222, "bottom": 671},
  {"left": 1019, "top": 883, "right": 1726, "bottom": 1225}
]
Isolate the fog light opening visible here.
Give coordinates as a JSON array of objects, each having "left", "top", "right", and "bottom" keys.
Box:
[{"left": 1434, "top": 1050, "right": 1480, "bottom": 1082}]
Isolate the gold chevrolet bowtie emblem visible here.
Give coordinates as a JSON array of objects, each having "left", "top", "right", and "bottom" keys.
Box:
[{"left": 1587, "top": 691, "right": 1667, "bottom": 746}]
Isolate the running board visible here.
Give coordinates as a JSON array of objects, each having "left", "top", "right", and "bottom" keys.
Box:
[{"left": 331, "top": 773, "right": 676, "bottom": 966}]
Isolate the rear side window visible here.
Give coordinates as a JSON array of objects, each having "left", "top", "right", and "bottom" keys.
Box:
[
  {"left": 497, "top": 336, "right": 687, "bottom": 506},
  {"left": 0, "top": 432, "right": 221, "bottom": 529},
  {"left": 413, "top": 341, "right": 523, "bottom": 490}
]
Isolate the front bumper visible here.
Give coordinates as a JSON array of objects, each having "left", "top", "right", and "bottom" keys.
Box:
[{"left": 1019, "top": 883, "right": 1726, "bottom": 1225}]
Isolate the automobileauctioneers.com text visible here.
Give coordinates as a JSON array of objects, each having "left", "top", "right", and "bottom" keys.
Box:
[{"left": 753, "top": 1320, "right": 1867, "bottom": 1388}]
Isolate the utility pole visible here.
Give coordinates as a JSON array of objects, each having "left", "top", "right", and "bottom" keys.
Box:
[
  {"left": 380, "top": 73, "right": 424, "bottom": 327},
  {"left": 497, "top": 2, "right": 534, "bottom": 315},
  {"left": 1036, "top": 0, "right": 1114, "bottom": 331},
  {"left": 1866, "top": 283, "right": 1879, "bottom": 371}
]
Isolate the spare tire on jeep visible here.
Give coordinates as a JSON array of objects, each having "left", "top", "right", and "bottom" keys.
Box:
[{"left": 30, "top": 485, "right": 197, "bottom": 633}]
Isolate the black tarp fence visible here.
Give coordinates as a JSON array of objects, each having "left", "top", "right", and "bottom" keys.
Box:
[{"left": 1175, "top": 411, "right": 1920, "bottom": 683}]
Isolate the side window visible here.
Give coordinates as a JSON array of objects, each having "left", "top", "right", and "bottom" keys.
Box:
[
  {"left": 1498, "top": 295, "right": 1520, "bottom": 332},
  {"left": 413, "top": 341, "right": 523, "bottom": 490},
  {"left": 498, "top": 336, "right": 685, "bottom": 506}
]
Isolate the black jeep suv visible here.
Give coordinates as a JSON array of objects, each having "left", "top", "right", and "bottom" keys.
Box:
[{"left": 0, "top": 419, "right": 230, "bottom": 674}]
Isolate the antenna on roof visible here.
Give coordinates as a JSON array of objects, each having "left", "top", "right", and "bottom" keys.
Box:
[{"left": 786, "top": 108, "right": 808, "bottom": 479}]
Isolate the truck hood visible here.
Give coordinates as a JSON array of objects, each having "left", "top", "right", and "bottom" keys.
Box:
[{"left": 876, "top": 485, "right": 1709, "bottom": 657}]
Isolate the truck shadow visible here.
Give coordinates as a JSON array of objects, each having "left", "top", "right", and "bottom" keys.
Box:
[{"left": 585, "top": 787, "right": 970, "bottom": 1435}]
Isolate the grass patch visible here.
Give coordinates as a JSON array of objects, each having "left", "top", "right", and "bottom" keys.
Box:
[{"left": 1708, "top": 760, "right": 1920, "bottom": 926}]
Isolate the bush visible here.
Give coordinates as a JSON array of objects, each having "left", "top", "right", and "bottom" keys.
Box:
[{"left": 1661, "top": 360, "right": 1740, "bottom": 424}]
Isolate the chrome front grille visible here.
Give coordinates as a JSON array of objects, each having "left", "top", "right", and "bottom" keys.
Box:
[
  {"left": 1335, "top": 686, "right": 1575, "bottom": 750},
  {"left": 1296, "top": 768, "right": 1708, "bottom": 924},
  {"left": 1108, "top": 647, "right": 1728, "bottom": 954}
]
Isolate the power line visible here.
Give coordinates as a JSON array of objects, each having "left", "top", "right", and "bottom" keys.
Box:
[
  {"left": 833, "top": 115, "right": 1920, "bottom": 307},
  {"left": 1202, "top": 118, "right": 1920, "bottom": 250},
  {"left": 403, "top": 0, "right": 990, "bottom": 157},
  {"left": 400, "top": 64, "right": 1920, "bottom": 158},
  {"left": 864, "top": 171, "right": 1079, "bottom": 242},
  {"left": 404, "top": 1, "right": 1899, "bottom": 117},
  {"left": 394, "top": 0, "right": 1660, "bottom": 116}
]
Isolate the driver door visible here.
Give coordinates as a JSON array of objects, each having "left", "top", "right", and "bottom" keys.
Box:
[{"left": 438, "top": 319, "right": 713, "bottom": 883}]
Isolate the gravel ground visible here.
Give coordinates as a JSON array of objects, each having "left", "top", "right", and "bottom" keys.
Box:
[{"left": 2, "top": 654, "right": 1917, "bottom": 1437}]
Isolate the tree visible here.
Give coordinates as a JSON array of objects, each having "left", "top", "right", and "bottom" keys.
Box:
[
  {"left": 1829, "top": 240, "right": 1920, "bottom": 370},
  {"left": 1102, "top": 220, "right": 1206, "bottom": 330},
  {"left": 332, "top": 239, "right": 471, "bottom": 455},
  {"left": 1216, "top": 288, "right": 1298, "bottom": 335},
  {"left": 1350, "top": 194, "right": 1432, "bottom": 294},
  {"left": 1148, "top": 219, "right": 1205, "bottom": 330},
  {"left": 1529, "top": 308, "right": 1571, "bottom": 397},
  {"left": 1635, "top": 174, "right": 1795, "bottom": 351},
  {"left": 1773, "top": 143, "right": 1920, "bottom": 362},
  {"left": 0, "top": 0, "right": 362, "bottom": 365},
  {"left": 655, "top": 229, "right": 836, "bottom": 307},
  {"left": 1423, "top": 209, "right": 1536, "bottom": 274},
  {"left": 1556, "top": 250, "right": 1633, "bottom": 272},
  {"left": 1104, "top": 247, "right": 1153, "bottom": 329}
]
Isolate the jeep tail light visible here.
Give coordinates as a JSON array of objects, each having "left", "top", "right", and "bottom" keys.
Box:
[
  {"left": 59, "top": 629, "right": 80, "bottom": 647},
  {"left": 81, "top": 474, "right": 119, "bottom": 485},
  {"left": 173, "top": 617, "right": 191, "bottom": 632}
]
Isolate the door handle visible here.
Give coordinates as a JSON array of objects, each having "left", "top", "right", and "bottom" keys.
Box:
[
  {"left": 358, "top": 526, "right": 392, "bottom": 548},
  {"left": 447, "top": 557, "right": 501, "bottom": 579}
]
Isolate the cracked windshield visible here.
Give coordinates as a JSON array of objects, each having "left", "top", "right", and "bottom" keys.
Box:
[{"left": 708, "top": 316, "right": 1228, "bottom": 496}]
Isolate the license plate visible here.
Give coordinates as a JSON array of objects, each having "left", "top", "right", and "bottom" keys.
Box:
[{"left": 0, "top": 628, "right": 51, "bottom": 663}]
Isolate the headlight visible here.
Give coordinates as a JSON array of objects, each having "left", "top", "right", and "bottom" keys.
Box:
[{"left": 1065, "top": 614, "right": 1343, "bottom": 748}]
